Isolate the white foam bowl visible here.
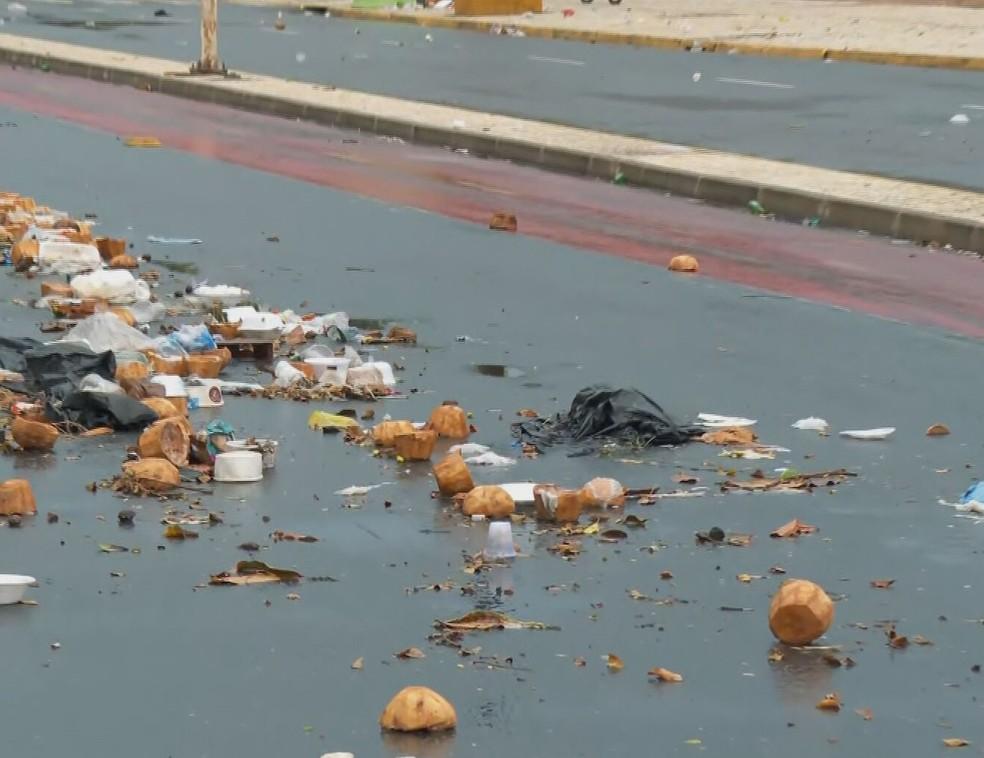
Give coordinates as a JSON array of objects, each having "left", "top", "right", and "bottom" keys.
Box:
[
  {"left": 213, "top": 451, "right": 264, "bottom": 483},
  {"left": 0, "top": 574, "right": 36, "bottom": 605}
]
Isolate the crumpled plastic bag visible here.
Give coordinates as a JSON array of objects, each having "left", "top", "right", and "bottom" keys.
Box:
[
  {"left": 512, "top": 385, "right": 699, "bottom": 449},
  {"left": 274, "top": 361, "right": 306, "bottom": 388},
  {"left": 79, "top": 373, "right": 123, "bottom": 394},
  {"left": 62, "top": 313, "right": 154, "bottom": 354},
  {"left": 71, "top": 269, "right": 150, "bottom": 303},
  {"left": 168, "top": 324, "right": 216, "bottom": 353}
]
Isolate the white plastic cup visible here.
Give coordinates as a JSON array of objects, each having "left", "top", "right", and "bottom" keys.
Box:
[{"left": 484, "top": 521, "right": 516, "bottom": 560}]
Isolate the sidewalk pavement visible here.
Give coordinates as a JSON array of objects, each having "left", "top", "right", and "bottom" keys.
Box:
[
  {"left": 303, "top": 0, "right": 984, "bottom": 69},
  {"left": 0, "top": 32, "right": 982, "bottom": 252}
]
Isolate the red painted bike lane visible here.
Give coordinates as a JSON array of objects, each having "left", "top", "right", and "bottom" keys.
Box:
[{"left": 2, "top": 66, "right": 983, "bottom": 337}]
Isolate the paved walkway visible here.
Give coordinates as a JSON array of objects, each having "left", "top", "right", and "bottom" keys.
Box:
[{"left": 313, "top": 0, "right": 984, "bottom": 67}]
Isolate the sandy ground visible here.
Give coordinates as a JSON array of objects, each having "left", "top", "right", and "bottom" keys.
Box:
[{"left": 318, "top": 0, "right": 984, "bottom": 59}]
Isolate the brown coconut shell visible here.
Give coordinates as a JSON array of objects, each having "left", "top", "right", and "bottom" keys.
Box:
[
  {"left": 668, "top": 254, "right": 699, "bottom": 273},
  {"left": 208, "top": 321, "right": 240, "bottom": 341},
  {"left": 427, "top": 402, "right": 470, "bottom": 439},
  {"left": 186, "top": 354, "right": 223, "bottom": 379},
  {"left": 137, "top": 419, "right": 190, "bottom": 467},
  {"left": 108, "top": 255, "right": 139, "bottom": 270},
  {"left": 394, "top": 430, "right": 437, "bottom": 461},
  {"left": 379, "top": 686, "right": 456, "bottom": 733},
  {"left": 0, "top": 479, "right": 37, "bottom": 516},
  {"left": 40, "top": 281, "right": 74, "bottom": 298},
  {"left": 150, "top": 354, "right": 187, "bottom": 377},
  {"left": 580, "top": 477, "right": 625, "bottom": 508},
  {"left": 462, "top": 485, "right": 515, "bottom": 519},
  {"left": 95, "top": 237, "right": 126, "bottom": 261},
  {"left": 141, "top": 397, "right": 181, "bottom": 419},
  {"left": 768, "top": 578, "right": 835, "bottom": 645},
  {"left": 11, "top": 416, "right": 59, "bottom": 451},
  {"left": 121, "top": 459, "right": 180, "bottom": 492},
  {"left": 534, "top": 484, "right": 585, "bottom": 523},
  {"left": 116, "top": 362, "right": 149, "bottom": 383},
  {"left": 373, "top": 420, "right": 416, "bottom": 448},
  {"left": 433, "top": 453, "right": 474, "bottom": 496}
]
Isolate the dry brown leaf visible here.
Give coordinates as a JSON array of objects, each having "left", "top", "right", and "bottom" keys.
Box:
[
  {"left": 767, "top": 648, "right": 784, "bottom": 663},
  {"left": 621, "top": 515, "right": 647, "bottom": 528},
  {"left": 395, "top": 647, "right": 426, "bottom": 660},
  {"left": 648, "top": 666, "right": 683, "bottom": 682},
  {"left": 437, "top": 610, "right": 549, "bottom": 631},
  {"left": 870, "top": 578, "right": 895, "bottom": 589},
  {"left": 769, "top": 518, "right": 818, "bottom": 538},
  {"left": 351, "top": 657, "right": 364, "bottom": 670},
  {"left": 660, "top": 570, "right": 674, "bottom": 580},
  {"left": 209, "top": 560, "right": 301, "bottom": 587},
  {"left": 736, "top": 573, "right": 764, "bottom": 583},
  {"left": 547, "top": 540, "right": 581, "bottom": 558},
  {"left": 516, "top": 408, "right": 539, "bottom": 418},
  {"left": 911, "top": 634, "right": 934, "bottom": 646},
  {"left": 816, "top": 692, "right": 842, "bottom": 712},
  {"left": 943, "top": 739, "right": 970, "bottom": 748},
  {"left": 727, "top": 533, "right": 753, "bottom": 547},
  {"left": 674, "top": 472, "right": 699, "bottom": 485},
  {"left": 700, "top": 427, "right": 757, "bottom": 446},
  {"left": 855, "top": 707, "right": 874, "bottom": 721},
  {"left": 605, "top": 653, "right": 624, "bottom": 672},
  {"left": 926, "top": 423, "right": 951, "bottom": 437},
  {"left": 272, "top": 530, "right": 318, "bottom": 543},
  {"left": 886, "top": 626, "right": 909, "bottom": 649},
  {"left": 599, "top": 529, "right": 628, "bottom": 542},
  {"left": 627, "top": 588, "right": 657, "bottom": 602}
]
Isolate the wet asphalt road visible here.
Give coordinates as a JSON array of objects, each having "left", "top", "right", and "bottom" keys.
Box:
[
  {"left": 3, "top": 0, "right": 984, "bottom": 191},
  {"left": 1, "top": 97, "right": 984, "bottom": 757}
]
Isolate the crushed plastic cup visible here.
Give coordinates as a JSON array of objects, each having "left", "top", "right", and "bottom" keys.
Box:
[{"left": 483, "top": 521, "right": 516, "bottom": 560}]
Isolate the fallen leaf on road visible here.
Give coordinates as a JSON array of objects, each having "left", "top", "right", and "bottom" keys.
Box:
[
  {"left": 660, "top": 570, "right": 674, "bottom": 580},
  {"left": 769, "top": 565, "right": 787, "bottom": 574},
  {"left": 648, "top": 666, "right": 683, "bottom": 682},
  {"left": 770, "top": 518, "right": 818, "bottom": 538},
  {"left": 723, "top": 469, "right": 855, "bottom": 493},
  {"left": 855, "top": 707, "right": 874, "bottom": 721},
  {"left": 272, "top": 530, "right": 318, "bottom": 543},
  {"left": 547, "top": 540, "right": 581, "bottom": 558},
  {"left": 627, "top": 588, "right": 658, "bottom": 601},
  {"left": 164, "top": 524, "right": 198, "bottom": 540},
  {"left": 768, "top": 648, "right": 784, "bottom": 663},
  {"left": 209, "top": 560, "right": 302, "bottom": 587},
  {"left": 943, "top": 738, "right": 970, "bottom": 748},
  {"left": 605, "top": 653, "right": 624, "bottom": 672},
  {"left": 395, "top": 647, "right": 426, "bottom": 660},
  {"left": 886, "top": 626, "right": 909, "bottom": 649},
  {"left": 700, "top": 427, "right": 757, "bottom": 445},
  {"left": 871, "top": 579, "right": 895, "bottom": 589},
  {"left": 926, "top": 423, "right": 951, "bottom": 437},
  {"left": 516, "top": 408, "right": 539, "bottom": 418},
  {"left": 737, "top": 573, "right": 765, "bottom": 583},
  {"left": 351, "top": 657, "right": 364, "bottom": 670},
  {"left": 599, "top": 529, "right": 628, "bottom": 542},
  {"left": 816, "top": 692, "right": 842, "bottom": 712},
  {"left": 124, "top": 135, "right": 162, "bottom": 148},
  {"left": 621, "top": 514, "right": 647, "bottom": 528},
  {"left": 98, "top": 543, "right": 128, "bottom": 553},
  {"left": 822, "top": 654, "right": 856, "bottom": 668},
  {"left": 912, "top": 634, "right": 934, "bottom": 646},
  {"left": 436, "top": 610, "right": 551, "bottom": 631},
  {"left": 674, "top": 472, "right": 698, "bottom": 484}
]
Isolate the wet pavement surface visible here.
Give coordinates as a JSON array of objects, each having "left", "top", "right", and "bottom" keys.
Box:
[
  {"left": 4, "top": 0, "right": 984, "bottom": 191},
  {"left": 1, "top": 83, "right": 984, "bottom": 758}
]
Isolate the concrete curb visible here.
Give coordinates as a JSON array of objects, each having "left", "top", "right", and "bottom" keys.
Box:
[
  {"left": 300, "top": 4, "right": 984, "bottom": 72},
  {"left": 1, "top": 36, "right": 982, "bottom": 253}
]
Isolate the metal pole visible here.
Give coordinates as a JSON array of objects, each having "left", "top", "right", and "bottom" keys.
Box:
[{"left": 193, "top": 0, "right": 223, "bottom": 74}]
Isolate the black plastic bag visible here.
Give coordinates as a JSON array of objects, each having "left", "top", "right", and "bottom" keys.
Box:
[
  {"left": 513, "top": 385, "right": 699, "bottom": 449},
  {"left": 51, "top": 391, "right": 157, "bottom": 431}
]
